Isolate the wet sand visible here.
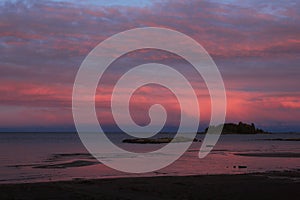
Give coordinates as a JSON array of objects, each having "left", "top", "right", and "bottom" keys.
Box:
[
  {"left": 0, "top": 171, "right": 299, "bottom": 200},
  {"left": 235, "top": 152, "right": 300, "bottom": 158},
  {"left": 258, "top": 138, "right": 300, "bottom": 141}
]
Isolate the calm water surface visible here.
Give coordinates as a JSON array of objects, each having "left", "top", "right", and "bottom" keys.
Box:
[{"left": 0, "top": 132, "right": 299, "bottom": 183}]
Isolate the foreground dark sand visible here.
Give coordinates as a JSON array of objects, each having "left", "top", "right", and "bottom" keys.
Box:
[{"left": 0, "top": 171, "right": 299, "bottom": 200}]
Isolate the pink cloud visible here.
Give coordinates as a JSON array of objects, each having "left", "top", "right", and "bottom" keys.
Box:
[{"left": 0, "top": 0, "right": 299, "bottom": 131}]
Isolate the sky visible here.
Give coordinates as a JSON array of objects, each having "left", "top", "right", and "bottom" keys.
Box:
[{"left": 0, "top": 0, "right": 299, "bottom": 132}]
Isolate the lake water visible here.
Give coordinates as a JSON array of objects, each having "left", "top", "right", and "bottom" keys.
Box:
[{"left": 0, "top": 132, "right": 299, "bottom": 183}]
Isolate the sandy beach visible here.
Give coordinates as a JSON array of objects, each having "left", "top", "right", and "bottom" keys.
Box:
[{"left": 0, "top": 170, "right": 299, "bottom": 200}]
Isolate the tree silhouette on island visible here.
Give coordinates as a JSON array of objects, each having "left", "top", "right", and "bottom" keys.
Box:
[{"left": 205, "top": 122, "right": 268, "bottom": 134}]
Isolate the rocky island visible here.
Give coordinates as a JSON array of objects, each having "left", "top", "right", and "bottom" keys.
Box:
[{"left": 204, "top": 122, "right": 268, "bottom": 134}]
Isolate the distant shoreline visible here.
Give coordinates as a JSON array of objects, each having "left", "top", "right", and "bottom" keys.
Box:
[{"left": 0, "top": 122, "right": 296, "bottom": 135}]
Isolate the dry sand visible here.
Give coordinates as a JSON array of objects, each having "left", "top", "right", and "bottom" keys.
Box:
[{"left": 0, "top": 171, "right": 299, "bottom": 200}]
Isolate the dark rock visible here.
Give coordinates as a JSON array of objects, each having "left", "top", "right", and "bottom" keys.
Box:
[{"left": 122, "top": 136, "right": 198, "bottom": 144}]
